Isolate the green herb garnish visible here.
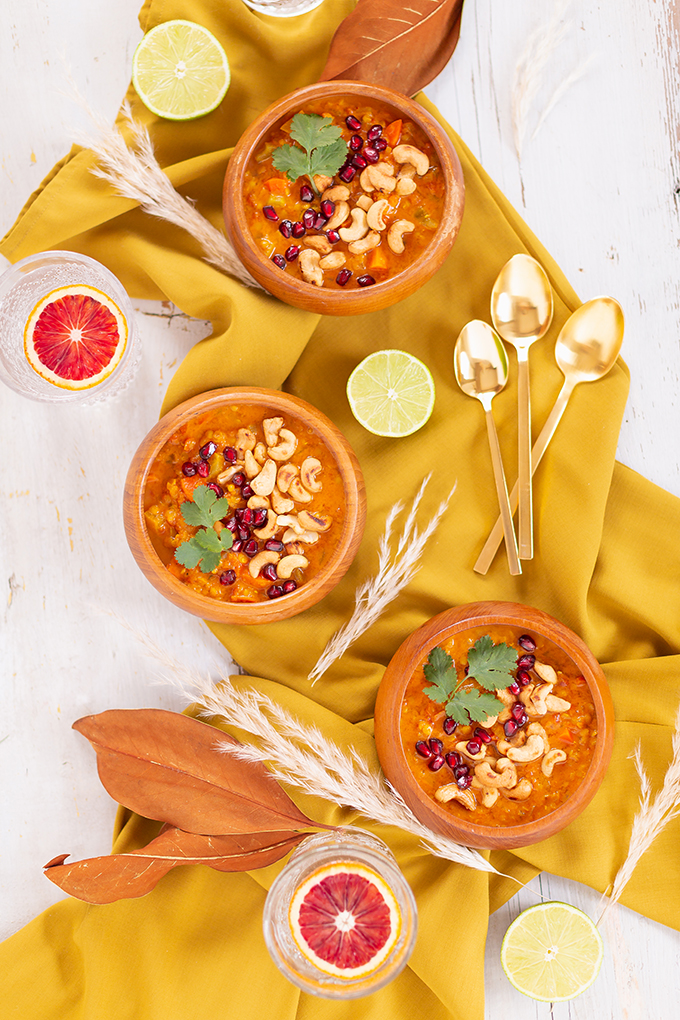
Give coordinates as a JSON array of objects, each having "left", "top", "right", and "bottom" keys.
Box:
[
  {"left": 271, "top": 112, "right": 347, "bottom": 187},
  {"left": 422, "top": 636, "right": 517, "bottom": 724},
  {"left": 174, "top": 485, "right": 233, "bottom": 574}
]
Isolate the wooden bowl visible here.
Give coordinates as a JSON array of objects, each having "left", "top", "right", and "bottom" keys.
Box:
[
  {"left": 374, "top": 602, "right": 614, "bottom": 850},
  {"left": 223, "top": 81, "right": 465, "bottom": 316},
  {"left": 123, "top": 388, "right": 366, "bottom": 624}
]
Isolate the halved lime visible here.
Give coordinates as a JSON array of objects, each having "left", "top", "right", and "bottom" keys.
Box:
[
  {"left": 500, "top": 901, "right": 604, "bottom": 1002},
  {"left": 346, "top": 350, "right": 435, "bottom": 438},
  {"left": 132, "top": 20, "right": 230, "bottom": 121}
]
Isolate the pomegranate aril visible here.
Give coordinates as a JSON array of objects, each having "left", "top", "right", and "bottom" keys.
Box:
[
  {"left": 518, "top": 634, "right": 536, "bottom": 651},
  {"left": 473, "top": 727, "right": 492, "bottom": 744},
  {"left": 349, "top": 134, "right": 363, "bottom": 152},
  {"left": 264, "top": 538, "right": 284, "bottom": 552},
  {"left": 453, "top": 764, "right": 470, "bottom": 780},
  {"left": 351, "top": 154, "right": 368, "bottom": 169},
  {"left": 267, "top": 584, "right": 285, "bottom": 599},
  {"left": 428, "top": 738, "right": 443, "bottom": 755},
  {"left": 197, "top": 460, "right": 210, "bottom": 478},
  {"left": 224, "top": 516, "right": 238, "bottom": 532},
  {"left": 326, "top": 229, "right": 340, "bottom": 244},
  {"left": 508, "top": 681, "right": 521, "bottom": 695},
  {"left": 181, "top": 461, "right": 197, "bottom": 477},
  {"left": 339, "top": 164, "right": 356, "bottom": 183},
  {"left": 320, "top": 199, "right": 335, "bottom": 219},
  {"left": 504, "top": 719, "right": 519, "bottom": 739},
  {"left": 262, "top": 563, "right": 278, "bottom": 582},
  {"left": 279, "top": 220, "right": 293, "bottom": 238},
  {"left": 291, "top": 222, "right": 306, "bottom": 239},
  {"left": 363, "top": 146, "right": 379, "bottom": 164},
  {"left": 252, "top": 508, "right": 268, "bottom": 527},
  {"left": 207, "top": 482, "right": 223, "bottom": 497},
  {"left": 511, "top": 703, "right": 526, "bottom": 722},
  {"left": 466, "top": 739, "right": 482, "bottom": 756},
  {"left": 336, "top": 269, "right": 352, "bottom": 286},
  {"left": 285, "top": 245, "right": 301, "bottom": 262},
  {"left": 517, "top": 653, "right": 535, "bottom": 669},
  {"left": 415, "top": 740, "right": 431, "bottom": 758},
  {"left": 374, "top": 137, "right": 388, "bottom": 151},
  {"left": 515, "top": 708, "right": 528, "bottom": 727},
  {"left": 445, "top": 751, "right": 462, "bottom": 769},
  {"left": 302, "top": 209, "right": 316, "bottom": 229},
  {"left": 299, "top": 184, "right": 314, "bottom": 203},
  {"left": 346, "top": 114, "right": 362, "bottom": 131},
  {"left": 231, "top": 472, "right": 245, "bottom": 487},
  {"left": 262, "top": 205, "right": 278, "bottom": 221},
  {"left": 367, "top": 124, "right": 383, "bottom": 141},
  {"left": 237, "top": 526, "right": 250, "bottom": 542},
  {"left": 517, "top": 669, "right": 532, "bottom": 687},
  {"left": 357, "top": 274, "right": 376, "bottom": 287},
  {"left": 223, "top": 446, "right": 237, "bottom": 463},
  {"left": 457, "top": 773, "right": 473, "bottom": 789},
  {"left": 313, "top": 213, "right": 327, "bottom": 230},
  {"left": 232, "top": 539, "right": 245, "bottom": 553},
  {"left": 243, "top": 539, "right": 258, "bottom": 557},
  {"left": 199, "top": 441, "right": 216, "bottom": 459},
  {"left": 282, "top": 579, "right": 297, "bottom": 594},
  {"left": 237, "top": 507, "right": 254, "bottom": 525},
  {"left": 219, "top": 570, "right": 236, "bottom": 586},
  {"left": 271, "top": 254, "right": 287, "bottom": 270},
  {"left": 428, "top": 755, "right": 445, "bottom": 772},
  {"left": 443, "top": 716, "right": 457, "bottom": 735},
  {"left": 241, "top": 483, "right": 254, "bottom": 499}
]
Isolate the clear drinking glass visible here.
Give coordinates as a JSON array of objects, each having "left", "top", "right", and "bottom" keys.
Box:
[
  {"left": 0, "top": 250, "right": 140, "bottom": 404},
  {"left": 241, "top": 0, "right": 325, "bottom": 17},
  {"left": 263, "top": 828, "right": 417, "bottom": 999}
]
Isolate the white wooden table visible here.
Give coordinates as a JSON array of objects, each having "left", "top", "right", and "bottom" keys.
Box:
[{"left": 2, "top": 1, "right": 679, "bottom": 1015}]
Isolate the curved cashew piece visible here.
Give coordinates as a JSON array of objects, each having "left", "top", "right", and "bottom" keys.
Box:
[
  {"left": 505, "top": 734, "right": 546, "bottom": 764},
  {"left": 495, "top": 688, "right": 515, "bottom": 707},
  {"left": 268, "top": 428, "right": 298, "bottom": 462},
  {"left": 276, "top": 463, "right": 298, "bottom": 494},
  {"left": 304, "top": 235, "right": 333, "bottom": 255},
  {"left": 243, "top": 449, "right": 261, "bottom": 480},
  {"left": 313, "top": 174, "right": 333, "bottom": 192},
  {"left": 542, "top": 749, "right": 568, "bottom": 777},
  {"left": 288, "top": 476, "right": 313, "bottom": 503},
  {"left": 248, "top": 550, "right": 280, "bottom": 579},
  {"left": 355, "top": 194, "right": 373, "bottom": 211},
  {"left": 474, "top": 760, "right": 517, "bottom": 789},
  {"left": 502, "top": 779, "right": 533, "bottom": 801},
  {"left": 476, "top": 713, "right": 499, "bottom": 729},
  {"left": 252, "top": 512, "right": 278, "bottom": 541},
  {"left": 359, "top": 163, "right": 396, "bottom": 194},
  {"left": 299, "top": 248, "right": 323, "bottom": 286},
  {"left": 284, "top": 540, "right": 307, "bottom": 556},
  {"left": 297, "top": 510, "right": 332, "bottom": 533},
  {"left": 235, "top": 428, "right": 256, "bottom": 456},
  {"left": 250, "top": 458, "right": 277, "bottom": 496},
  {"left": 217, "top": 463, "right": 244, "bottom": 485},
  {"left": 434, "top": 784, "right": 477, "bottom": 810},
  {"left": 545, "top": 694, "right": 571, "bottom": 713},
  {"left": 529, "top": 683, "right": 554, "bottom": 717},
  {"left": 455, "top": 741, "right": 487, "bottom": 763},
  {"left": 396, "top": 173, "right": 417, "bottom": 196},
  {"left": 263, "top": 417, "right": 284, "bottom": 446},
  {"left": 338, "top": 207, "right": 369, "bottom": 242},
  {"left": 497, "top": 731, "right": 527, "bottom": 756},
  {"left": 322, "top": 185, "right": 351, "bottom": 203},
  {"left": 393, "top": 144, "right": 429, "bottom": 176},
  {"left": 527, "top": 722, "right": 550, "bottom": 755},
  {"left": 348, "top": 230, "right": 381, "bottom": 256},
  {"left": 319, "top": 252, "right": 346, "bottom": 270},
  {"left": 481, "top": 787, "right": 499, "bottom": 808},
  {"left": 247, "top": 495, "right": 270, "bottom": 510},
  {"left": 270, "top": 487, "right": 295, "bottom": 515},
  {"left": 277, "top": 554, "right": 309, "bottom": 579},
  {"left": 387, "top": 219, "right": 415, "bottom": 254},
  {"left": 366, "top": 198, "right": 390, "bottom": 231},
  {"left": 253, "top": 442, "right": 267, "bottom": 465},
  {"left": 276, "top": 514, "right": 303, "bottom": 534},
  {"left": 323, "top": 201, "right": 350, "bottom": 232},
  {"left": 299, "top": 457, "right": 323, "bottom": 493},
  {"left": 283, "top": 528, "right": 318, "bottom": 545},
  {"left": 534, "top": 661, "right": 558, "bottom": 685}
]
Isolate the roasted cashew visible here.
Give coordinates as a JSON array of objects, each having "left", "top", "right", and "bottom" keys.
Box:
[
  {"left": 299, "top": 248, "right": 323, "bottom": 286},
  {"left": 395, "top": 170, "right": 417, "bottom": 196},
  {"left": 312, "top": 174, "right": 333, "bottom": 192},
  {"left": 534, "top": 661, "right": 558, "bottom": 685},
  {"left": 248, "top": 550, "right": 280, "bottom": 579},
  {"left": 322, "top": 184, "right": 351, "bottom": 203},
  {"left": 545, "top": 694, "right": 571, "bottom": 713},
  {"left": 434, "top": 784, "right": 477, "bottom": 810},
  {"left": 299, "top": 457, "right": 323, "bottom": 493},
  {"left": 262, "top": 417, "right": 284, "bottom": 446},
  {"left": 234, "top": 428, "right": 256, "bottom": 456},
  {"left": 502, "top": 779, "right": 533, "bottom": 801},
  {"left": 277, "top": 554, "right": 309, "bottom": 579},
  {"left": 217, "top": 463, "right": 244, "bottom": 485},
  {"left": 474, "top": 760, "right": 517, "bottom": 789},
  {"left": 288, "top": 476, "right": 313, "bottom": 503},
  {"left": 359, "top": 163, "right": 396, "bottom": 194},
  {"left": 276, "top": 463, "right": 298, "bottom": 493},
  {"left": 477, "top": 713, "right": 499, "bottom": 729},
  {"left": 481, "top": 787, "right": 499, "bottom": 808},
  {"left": 253, "top": 442, "right": 267, "bottom": 465},
  {"left": 252, "top": 511, "right": 278, "bottom": 541},
  {"left": 268, "top": 428, "right": 298, "bottom": 462},
  {"left": 355, "top": 194, "right": 373, "bottom": 211},
  {"left": 319, "top": 252, "right": 346, "bottom": 270},
  {"left": 348, "top": 230, "right": 381, "bottom": 256},
  {"left": 250, "top": 458, "right": 277, "bottom": 496},
  {"left": 297, "top": 510, "right": 332, "bottom": 533},
  {"left": 495, "top": 688, "right": 515, "bottom": 707},
  {"left": 284, "top": 540, "right": 307, "bottom": 556},
  {"left": 276, "top": 514, "right": 303, "bottom": 534},
  {"left": 497, "top": 732, "right": 527, "bottom": 756},
  {"left": 243, "top": 449, "right": 261, "bottom": 480},
  {"left": 270, "top": 487, "right": 295, "bottom": 515},
  {"left": 542, "top": 748, "right": 568, "bottom": 777},
  {"left": 304, "top": 235, "right": 333, "bottom": 256},
  {"left": 455, "top": 741, "right": 487, "bottom": 763},
  {"left": 393, "top": 144, "right": 429, "bottom": 176},
  {"left": 338, "top": 207, "right": 369, "bottom": 242},
  {"left": 323, "top": 201, "right": 350, "bottom": 232},
  {"left": 247, "top": 494, "right": 271, "bottom": 510},
  {"left": 283, "top": 528, "right": 318, "bottom": 545},
  {"left": 366, "top": 198, "right": 390, "bottom": 231},
  {"left": 505, "top": 734, "right": 546, "bottom": 764},
  {"left": 526, "top": 722, "right": 550, "bottom": 755},
  {"left": 387, "top": 219, "right": 415, "bottom": 254}
]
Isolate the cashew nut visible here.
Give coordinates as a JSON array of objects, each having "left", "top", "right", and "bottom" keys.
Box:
[
  {"left": 323, "top": 201, "right": 350, "bottom": 232},
  {"left": 299, "top": 248, "right": 323, "bottom": 287},
  {"left": 248, "top": 550, "right": 280, "bottom": 579},
  {"left": 338, "top": 207, "right": 369, "bottom": 242},
  {"left": 299, "top": 457, "right": 323, "bottom": 493},
  {"left": 263, "top": 417, "right": 284, "bottom": 446},
  {"left": 355, "top": 194, "right": 373, "bottom": 211},
  {"left": 276, "top": 463, "right": 298, "bottom": 493},
  {"left": 312, "top": 174, "right": 333, "bottom": 192},
  {"left": 495, "top": 688, "right": 515, "bottom": 707},
  {"left": 247, "top": 495, "right": 270, "bottom": 510},
  {"left": 234, "top": 428, "right": 256, "bottom": 456},
  {"left": 297, "top": 510, "right": 332, "bottom": 533},
  {"left": 267, "top": 428, "right": 298, "bottom": 462},
  {"left": 455, "top": 741, "right": 487, "bottom": 763},
  {"left": 217, "top": 463, "right": 244, "bottom": 485},
  {"left": 276, "top": 514, "right": 303, "bottom": 534},
  {"left": 243, "top": 449, "right": 261, "bottom": 479},
  {"left": 434, "top": 785, "right": 477, "bottom": 810},
  {"left": 359, "top": 163, "right": 396, "bottom": 194},
  {"left": 284, "top": 540, "right": 307, "bottom": 556},
  {"left": 477, "top": 713, "right": 499, "bottom": 729},
  {"left": 522, "top": 682, "right": 552, "bottom": 717},
  {"left": 534, "top": 661, "right": 558, "bottom": 685},
  {"left": 393, "top": 144, "right": 430, "bottom": 176},
  {"left": 304, "top": 235, "right": 333, "bottom": 256},
  {"left": 250, "top": 458, "right": 277, "bottom": 496},
  {"left": 542, "top": 749, "right": 568, "bottom": 777},
  {"left": 480, "top": 787, "right": 499, "bottom": 808},
  {"left": 253, "top": 442, "right": 267, "bottom": 465},
  {"left": 366, "top": 198, "right": 390, "bottom": 231},
  {"left": 387, "top": 219, "right": 415, "bottom": 254},
  {"left": 348, "top": 230, "right": 381, "bottom": 256},
  {"left": 474, "top": 760, "right": 517, "bottom": 789},
  {"left": 395, "top": 174, "right": 417, "bottom": 196},
  {"left": 545, "top": 695, "right": 571, "bottom": 713},
  {"left": 270, "top": 487, "right": 295, "bottom": 515},
  {"left": 319, "top": 252, "right": 346, "bottom": 271},
  {"left": 505, "top": 734, "right": 546, "bottom": 764},
  {"left": 322, "top": 185, "right": 351, "bottom": 203},
  {"left": 526, "top": 722, "right": 550, "bottom": 755},
  {"left": 502, "top": 779, "right": 533, "bottom": 801},
  {"left": 288, "top": 476, "right": 313, "bottom": 503},
  {"left": 283, "top": 528, "right": 318, "bottom": 545},
  {"left": 252, "top": 511, "right": 278, "bottom": 541},
  {"left": 277, "top": 554, "right": 309, "bottom": 579}
]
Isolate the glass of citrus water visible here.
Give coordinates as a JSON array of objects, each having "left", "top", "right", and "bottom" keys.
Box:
[
  {"left": 241, "top": 0, "right": 325, "bottom": 17},
  {"left": 263, "top": 828, "right": 417, "bottom": 998},
  {"left": 0, "top": 251, "right": 140, "bottom": 404}
]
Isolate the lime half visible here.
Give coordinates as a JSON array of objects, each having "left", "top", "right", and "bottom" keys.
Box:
[
  {"left": 132, "top": 20, "right": 230, "bottom": 120},
  {"left": 501, "top": 901, "right": 603, "bottom": 1002},
  {"left": 346, "top": 349, "right": 435, "bottom": 438}
]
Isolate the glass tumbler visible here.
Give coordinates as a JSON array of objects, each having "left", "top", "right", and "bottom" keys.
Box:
[
  {"left": 241, "top": 0, "right": 325, "bottom": 17},
  {"left": 0, "top": 250, "right": 141, "bottom": 404},
  {"left": 263, "top": 828, "right": 417, "bottom": 998}
]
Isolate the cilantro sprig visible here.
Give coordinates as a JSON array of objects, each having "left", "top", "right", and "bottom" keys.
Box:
[
  {"left": 271, "top": 112, "right": 347, "bottom": 189},
  {"left": 174, "top": 485, "right": 234, "bottom": 574},
  {"left": 422, "top": 636, "right": 517, "bottom": 724}
]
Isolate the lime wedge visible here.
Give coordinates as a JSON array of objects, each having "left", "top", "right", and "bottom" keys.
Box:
[
  {"left": 346, "top": 350, "right": 435, "bottom": 438},
  {"left": 132, "top": 20, "right": 230, "bottom": 121},
  {"left": 500, "top": 901, "right": 604, "bottom": 1002}
]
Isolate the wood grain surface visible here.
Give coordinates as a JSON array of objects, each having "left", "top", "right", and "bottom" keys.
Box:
[{"left": 2, "top": 1, "right": 679, "bottom": 1017}]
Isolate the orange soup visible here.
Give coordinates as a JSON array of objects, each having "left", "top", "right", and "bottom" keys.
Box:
[
  {"left": 399, "top": 626, "right": 598, "bottom": 826},
  {"left": 144, "top": 405, "right": 345, "bottom": 603}
]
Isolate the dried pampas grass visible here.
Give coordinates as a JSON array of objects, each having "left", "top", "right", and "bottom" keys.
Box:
[{"left": 308, "top": 475, "right": 457, "bottom": 683}]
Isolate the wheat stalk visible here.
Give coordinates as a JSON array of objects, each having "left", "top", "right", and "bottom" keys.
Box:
[
  {"left": 597, "top": 701, "right": 680, "bottom": 926},
  {"left": 308, "top": 475, "right": 457, "bottom": 683}
]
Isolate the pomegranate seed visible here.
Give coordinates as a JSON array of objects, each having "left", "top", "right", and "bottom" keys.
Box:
[
  {"left": 271, "top": 254, "right": 286, "bottom": 270},
  {"left": 199, "top": 441, "right": 216, "bottom": 459},
  {"left": 320, "top": 199, "right": 335, "bottom": 219},
  {"left": 428, "top": 738, "right": 443, "bottom": 755},
  {"left": 326, "top": 229, "right": 340, "bottom": 244},
  {"left": 285, "top": 245, "right": 301, "bottom": 262},
  {"left": 262, "top": 563, "right": 278, "bottom": 582},
  {"left": 313, "top": 213, "right": 327, "bottom": 230},
  {"left": 466, "top": 739, "right": 482, "bottom": 756},
  {"left": 443, "top": 717, "right": 457, "bottom": 735},
  {"left": 244, "top": 539, "right": 259, "bottom": 557},
  {"left": 302, "top": 209, "right": 316, "bottom": 229},
  {"left": 346, "top": 114, "right": 362, "bottom": 131},
  {"left": 219, "top": 570, "right": 236, "bottom": 586},
  {"left": 282, "top": 579, "right": 297, "bottom": 594},
  {"left": 515, "top": 708, "right": 528, "bottom": 727},
  {"left": 428, "top": 755, "right": 445, "bottom": 772},
  {"left": 367, "top": 124, "right": 383, "bottom": 141},
  {"left": 473, "top": 727, "right": 492, "bottom": 744},
  {"left": 237, "top": 526, "right": 250, "bottom": 542},
  {"left": 197, "top": 460, "right": 210, "bottom": 478},
  {"left": 517, "top": 669, "right": 532, "bottom": 687},
  {"left": 231, "top": 472, "right": 245, "bottom": 487},
  {"left": 352, "top": 154, "right": 368, "bottom": 169},
  {"left": 349, "top": 134, "right": 363, "bottom": 152},
  {"left": 181, "top": 461, "right": 197, "bottom": 477},
  {"left": 339, "top": 164, "right": 356, "bottom": 183},
  {"left": 357, "top": 274, "right": 376, "bottom": 287},
  {"left": 223, "top": 446, "right": 237, "bottom": 463},
  {"left": 457, "top": 773, "right": 473, "bottom": 789},
  {"left": 232, "top": 539, "right": 245, "bottom": 552},
  {"left": 336, "top": 269, "right": 352, "bottom": 286},
  {"left": 223, "top": 516, "right": 238, "bottom": 532},
  {"left": 291, "top": 221, "right": 306, "bottom": 239},
  {"left": 511, "top": 703, "right": 526, "bottom": 722},
  {"left": 237, "top": 507, "right": 254, "bottom": 525},
  {"left": 504, "top": 719, "right": 519, "bottom": 739},
  {"left": 278, "top": 220, "right": 293, "bottom": 238},
  {"left": 363, "top": 146, "right": 379, "bottom": 163},
  {"left": 517, "top": 653, "right": 535, "bottom": 669},
  {"left": 299, "top": 184, "right": 314, "bottom": 202},
  {"left": 267, "top": 584, "right": 285, "bottom": 599},
  {"left": 415, "top": 740, "right": 431, "bottom": 758},
  {"left": 241, "top": 484, "right": 254, "bottom": 499},
  {"left": 508, "top": 680, "right": 521, "bottom": 695},
  {"left": 264, "top": 538, "right": 284, "bottom": 552},
  {"left": 454, "top": 764, "right": 470, "bottom": 780},
  {"left": 445, "top": 751, "right": 462, "bottom": 769},
  {"left": 374, "top": 137, "right": 388, "bottom": 151},
  {"left": 253, "top": 508, "right": 268, "bottom": 527},
  {"left": 519, "top": 634, "right": 536, "bottom": 651},
  {"left": 262, "top": 205, "right": 278, "bottom": 221},
  {"left": 207, "top": 482, "right": 223, "bottom": 497}
]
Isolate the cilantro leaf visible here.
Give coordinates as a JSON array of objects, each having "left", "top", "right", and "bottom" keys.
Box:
[
  {"left": 174, "top": 522, "right": 232, "bottom": 574},
  {"left": 219, "top": 528, "right": 234, "bottom": 553},
  {"left": 289, "top": 113, "right": 343, "bottom": 153},
  {"left": 271, "top": 112, "right": 347, "bottom": 186},
  {"left": 180, "top": 485, "right": 231, "bottom": 529},
  {"left": 309, "top": 138, "right": 350, "bottom": 181},
  {"left": 174, "top": 540, "right": 204, "bottom": 570},
  {"left": 447, "top": 688, "right": 504, "bottom": 724},
  {"left": 422, "top": 645, "right": 458, "bottom": 704},
  {"left": 466, "top": 635, "right": 517, "bottom": 691},
  {"left": 271, "top": 143, "right": 309, "bottom": 182}
]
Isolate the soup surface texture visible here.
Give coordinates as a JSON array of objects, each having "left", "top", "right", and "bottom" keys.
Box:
[{"left": 399, "top": 625, "right": 598, "bottom": 826}]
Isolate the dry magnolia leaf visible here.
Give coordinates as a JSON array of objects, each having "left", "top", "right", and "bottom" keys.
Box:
[
  {"left": 73, "top": 709, "right": 324, "bottom": 836},
  {"left": 319, "top": 0, "right": 465, "bottom": 97},
  {"left": 44, "top": 827, "right": 306, "bottom": 904}
]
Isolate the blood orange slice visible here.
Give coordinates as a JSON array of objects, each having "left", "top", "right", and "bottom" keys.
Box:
[
  {"left": 289, "top": 862, "right": 402, "bottom": 979},
  {"left": 24, "top": 285, "right": 128, "bottom": 390}
]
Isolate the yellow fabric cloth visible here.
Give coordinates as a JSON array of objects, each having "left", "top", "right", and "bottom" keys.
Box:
[{"left": 2, "top": 1, "right": 680, "bottom": 1017}]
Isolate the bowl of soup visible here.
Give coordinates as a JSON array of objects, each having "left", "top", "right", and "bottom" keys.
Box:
[
  {"left": 374, "top": 602, "right": 614, "bottom": 849},
  {"left": 123, "top": 388, "right": 366, "bottom": 623},
  {"left": 223, "top": 81, "right": 465, "bottom": 315}
]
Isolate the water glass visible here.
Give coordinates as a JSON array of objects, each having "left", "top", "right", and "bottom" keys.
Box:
[{"left": 241, "top": 0, "right": 325, "bottom": 17}]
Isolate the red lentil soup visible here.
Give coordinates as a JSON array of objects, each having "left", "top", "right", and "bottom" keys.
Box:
[
  {"left": 144, "top": 405, "right": 346, "bottom": 604},
  {"left": 243, "top": 95, "right": 446, "bottom": 290},
  {"left": 400, "top": 626, "right": 598, "bottom": 826}
]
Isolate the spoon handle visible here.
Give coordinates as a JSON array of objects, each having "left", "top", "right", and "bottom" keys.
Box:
[
  {"left": 474, "top": 378, "right": 575, "bottom": 574},
  {"left": 516, "top": 351, "right": 533, "bottom": 559},
  {"left": 484, "top": 407, "right": 521, "bottom": 575}
]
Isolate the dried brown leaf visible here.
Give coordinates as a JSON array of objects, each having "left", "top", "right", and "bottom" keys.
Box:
[
  {"left": 44, "top": 827, "right": 306, "bottom": 904},
  {"left": 73, "top": 709, "right": 323, "bottom": 836},
  {"left": 319, "top": 0, "right": 465, "bottom": 97}
]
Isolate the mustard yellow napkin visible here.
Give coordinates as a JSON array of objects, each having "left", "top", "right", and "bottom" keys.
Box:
[{"left": 2, "top": 1, "right": 680, "bottom": 1018}]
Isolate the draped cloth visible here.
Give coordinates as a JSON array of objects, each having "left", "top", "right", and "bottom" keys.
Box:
[{"left": 2, "top": 1, "right": 679, "bottom": 1017}]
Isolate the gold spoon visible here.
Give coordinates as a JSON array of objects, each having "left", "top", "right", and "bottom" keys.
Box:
[
  {"left": 491, "top": 254, "right": 553, "bottom": 560},
  {"left": 474, "top": 296, "right": 625, "bottom": 574},
  {"left": 454, "top": 320, "right": 521, "bottom": 576}
]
